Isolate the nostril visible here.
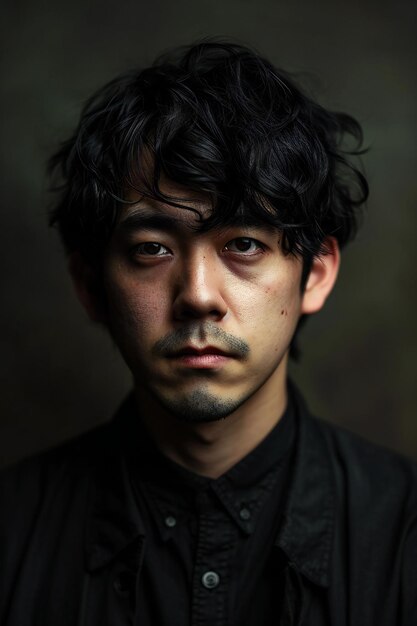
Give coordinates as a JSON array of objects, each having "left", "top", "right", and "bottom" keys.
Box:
[
  {"left": 172, "top": 291, "right": 228, "bottom": 321},
  {"left": 173, "top": 305, "right": 227, "bottom": 322}
]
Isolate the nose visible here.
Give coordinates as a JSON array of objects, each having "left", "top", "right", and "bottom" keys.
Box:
[{"left": 172, "top": 251, "right": 228, "bottom": 322}]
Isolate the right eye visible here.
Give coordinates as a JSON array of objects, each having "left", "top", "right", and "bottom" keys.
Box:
[{"left": 131, "top": 242, "right": 171, "bottom": 256}]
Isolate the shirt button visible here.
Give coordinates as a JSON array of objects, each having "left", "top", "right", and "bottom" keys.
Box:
[
  {"left": 239, "top": 507, "right": 251, "bottom": 521},
  {"left": 201, "top": 570, "right": 220, "bottom": 589},
  {"left": 164, "top": 515, "right": 177, "bottom": 528}
]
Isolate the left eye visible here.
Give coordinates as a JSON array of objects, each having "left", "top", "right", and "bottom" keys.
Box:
[
  {"left": 133, "top": 242, "right": 170, "bottom": 256},
  {"left": 223, "top": 238, "right": 264, "bottom": 254}
]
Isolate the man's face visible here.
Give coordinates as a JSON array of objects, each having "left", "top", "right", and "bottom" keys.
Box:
[{"left": 101, "top": 182, "right": 305, "bottom": 423}]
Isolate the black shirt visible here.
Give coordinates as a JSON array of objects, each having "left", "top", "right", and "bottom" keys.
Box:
[
  {"left": 0, "top": 384, "right": 416, "bottom": 625},
  {"left": 127, "top": 398, "right": 295, "bottom": 625}
]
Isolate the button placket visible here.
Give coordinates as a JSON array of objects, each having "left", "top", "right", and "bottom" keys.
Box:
[{"left": 192, "top": 505, "right": 232, "bottom": 625}]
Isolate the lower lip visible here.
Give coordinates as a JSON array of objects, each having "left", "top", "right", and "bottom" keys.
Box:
[{"left": 173, "top": 354, "right": 231, "bottom": 368}]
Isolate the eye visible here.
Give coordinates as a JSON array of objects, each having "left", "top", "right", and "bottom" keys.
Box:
[
  {"left": 131, "top": 242, "right": 171, "bottom": 256},
  {"left": 223, "top": 237, "right": 265, "bottom": 255}
]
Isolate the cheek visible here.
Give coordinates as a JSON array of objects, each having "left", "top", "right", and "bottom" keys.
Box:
[
  {"left": 233, "top": 274, "right": 301, "bottom": 345},
  {"left": 105, "top": 277, "right": 169, "bottom": 338}
]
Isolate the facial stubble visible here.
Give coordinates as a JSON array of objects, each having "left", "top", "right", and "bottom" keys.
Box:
[{"left": 144, "top": 322, "right": 252, "bottom": 423}]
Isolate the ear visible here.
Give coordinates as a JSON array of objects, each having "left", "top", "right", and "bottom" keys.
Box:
[
  {"left": 300, "top": 237, "right": 340, "bottom": 315},
  {"left": 68, "top": 251, "right": 107, "bottom": 324}
]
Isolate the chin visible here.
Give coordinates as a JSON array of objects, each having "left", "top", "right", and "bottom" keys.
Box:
[{"left": 152, "top": 387, "right": 242, "bottom": 424}]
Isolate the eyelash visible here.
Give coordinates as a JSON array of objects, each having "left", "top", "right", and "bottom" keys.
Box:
[
  {"left": 132, "top": 242, "right": 170, "bottom": 257},
  {"left": 223, "top": 238, "right": 266, "bottom": 255},
  {"left": 131, "top": 237, "right": 266, "bottom": 258}
]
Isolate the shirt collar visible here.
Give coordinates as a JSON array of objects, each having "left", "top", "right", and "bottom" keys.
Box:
[
  {"left": 128, "top": 397, "right": 295, "bottom": 537},
  {"left": 135, "top": 454, "right": 288, "bottom": 540}
]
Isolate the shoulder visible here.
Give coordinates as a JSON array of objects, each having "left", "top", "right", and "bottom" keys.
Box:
[
  {"left": 0, "top": 424, "right": 105, "bottom": 606},
  {"left": 307, "top": 416, "right": 417, "bottom": 619},
  {"left": 308, "top": 414, "right": 417, "bottom": 547},
  {"left": 291, "top": 395, "right": 417, "bottom": 544},
  {"left": 0, "top": 416, "right": 119, "bottom": 532},
  {"left": 314, "top": 415, "right": 417, "bottom": 496},
  {"left": 0, "top": 393, "right": 138, "bottom": 525},
  {"left": 0, "top": 394, "right": 135, "bottom": 487}
]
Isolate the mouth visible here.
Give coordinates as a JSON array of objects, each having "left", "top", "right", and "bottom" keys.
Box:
[
  {"left": 174, "top": 345, "right": 231, "bottom": 356},
  {"left": 168, "top": 345, "right": 234, "bottom": 369}
]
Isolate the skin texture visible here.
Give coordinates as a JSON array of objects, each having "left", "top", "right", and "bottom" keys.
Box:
[{"left": 71, "top": 179, "right": 340, "bottom": 478}]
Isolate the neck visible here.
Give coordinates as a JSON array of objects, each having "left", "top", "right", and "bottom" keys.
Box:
[{"left": 134, "top": 368, "right": 288, "bottom": 479}]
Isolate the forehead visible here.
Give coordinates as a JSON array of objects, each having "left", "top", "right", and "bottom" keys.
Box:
[
  {"left": 121, "top": 176, "right": 213, "bottom": 226},
  {"left": 117, "top": 200, "right": 279, "bottom": 241},
  {"left": 121, "top": 154, "right": 278, "bottom": 234},
  {"left": 117, "top": 203, "right": 211, "bottom": 243},
  {"left": 119, "top": 180, "right": 273, "bottom": 237}
]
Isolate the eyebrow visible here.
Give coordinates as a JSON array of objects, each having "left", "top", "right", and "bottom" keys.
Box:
[{"left": 117, "top": 210, "right": 192, "bottom": 235}]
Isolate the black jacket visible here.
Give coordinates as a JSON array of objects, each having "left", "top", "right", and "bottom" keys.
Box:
[{"left": 1, "top": 389, "right": 416, "bottom": 625}]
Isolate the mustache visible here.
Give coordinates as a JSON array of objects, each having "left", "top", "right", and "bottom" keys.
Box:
[{"left": 152, "top": 322, "right": 250, "bottom": 358}]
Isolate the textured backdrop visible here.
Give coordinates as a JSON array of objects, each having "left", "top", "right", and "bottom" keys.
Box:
[{"left": 1, "top": 0, "right": 416, "bottom": 466}]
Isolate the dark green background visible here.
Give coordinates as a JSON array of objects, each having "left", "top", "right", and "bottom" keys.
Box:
[{"left": 1, "top": 0, "right": 416, "bottom": 466}]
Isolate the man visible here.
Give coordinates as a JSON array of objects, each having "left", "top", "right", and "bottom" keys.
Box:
[{"left": 0, "top": 40, "right": 416, "bottom": 625}]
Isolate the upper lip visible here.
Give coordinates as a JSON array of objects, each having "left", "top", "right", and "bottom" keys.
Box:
[{"left": 170, "top": 345, "right": 232, "bottom": 357}]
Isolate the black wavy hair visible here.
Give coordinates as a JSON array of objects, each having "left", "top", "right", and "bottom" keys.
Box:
[
  {"left": 48, "top": 39, "right": 368, "bottom": 356},
  {"left": 49, "top": 39, "right": 368, "bottom": 260}
]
